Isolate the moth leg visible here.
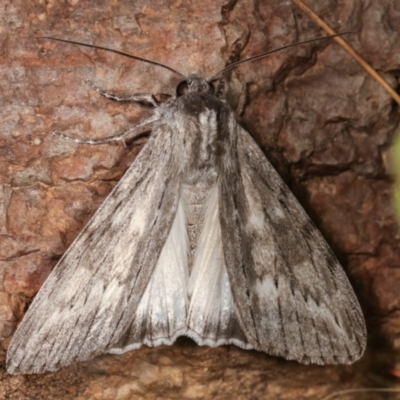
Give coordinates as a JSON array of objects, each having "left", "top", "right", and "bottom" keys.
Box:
[
  {"left": 53, "top": 114, "right": 159, "bottom": 145},
  {"left": 86, "top": 80, "right": 159, "bottom": 107}
]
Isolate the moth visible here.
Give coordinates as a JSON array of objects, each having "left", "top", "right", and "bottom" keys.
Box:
[{"left": 7, "top": 36, "right": 367, "bottom": 374}]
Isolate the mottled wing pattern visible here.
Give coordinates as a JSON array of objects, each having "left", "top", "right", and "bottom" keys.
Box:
[
  {"left": 7, "top": 124, "right": 182, "bottom": 374},
  {"left": 220, "top": 124, "right": 366, "bottom": 365}
]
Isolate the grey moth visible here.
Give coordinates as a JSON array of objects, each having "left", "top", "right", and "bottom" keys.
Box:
[{"left": 6, "top": 37, "right": 367, "bottom": 374}]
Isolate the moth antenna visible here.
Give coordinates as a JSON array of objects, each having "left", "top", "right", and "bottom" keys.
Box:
[
  {"left": 210, "top": 32, "right": 356, "bottom": 79},
  {"left": 37, "top": 36, "right": 186, "bottom": 78}
]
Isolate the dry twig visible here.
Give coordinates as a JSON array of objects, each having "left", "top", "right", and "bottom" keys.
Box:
[{"left": 293, "top": 0, "right": 400, "bottom": 106}]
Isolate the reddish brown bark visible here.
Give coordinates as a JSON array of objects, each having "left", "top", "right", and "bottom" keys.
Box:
[{"left": 1, "top": 0, "right": 399, "bottom": 398}]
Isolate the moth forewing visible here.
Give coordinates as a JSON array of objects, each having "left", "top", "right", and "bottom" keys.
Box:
[
  {"left": 6, "top": 39, "right": 367, "bottom": 374},
  {"left": 6, "top": 124, "right": 182, "bottom": 374},
  {"left": 231, "top": 127, "right": 366, "bottom": 364}
]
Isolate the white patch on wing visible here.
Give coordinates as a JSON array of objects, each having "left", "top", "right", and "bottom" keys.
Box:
[
  {"left": 245, "top": 187, "right": 265, "bottom": 231},
  {"left": 256, "top": 275, "right": 278, "bottom": 302},
  {"left": 110, "top": 184, "right": 250, "bottom": 354},
  {"left": 108, "top": 195, "right": 189, "bottom": 352},
  {"left": 270, "top": 206, "right": 285, "bottom": 220},
  {"left": 98, "top": 279, "right": 124, "bottom": 313},
  {"left": 187, "top": 185, "right": 250, "bottom": 348},
  {"left": 137, "top": 194, "right": 188, "bottom": 337}
]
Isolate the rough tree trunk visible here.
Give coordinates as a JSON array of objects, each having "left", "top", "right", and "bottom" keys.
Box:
[{"left": 0, "top": 0, "right": 399, "bottom": 399}]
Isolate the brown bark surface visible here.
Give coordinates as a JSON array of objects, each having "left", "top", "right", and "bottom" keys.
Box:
[{"left": 1, "top": 0, "right": 400, "bottom": 399}]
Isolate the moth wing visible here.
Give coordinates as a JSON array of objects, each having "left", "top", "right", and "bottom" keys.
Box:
[
  {"left": 220, "top": 125, "right": 366, "bottom": 365},
  {"left": 108, "top": 193, "right": 189, "bottom": 354},
  {"left": 7, "top": 125, "right": 184, "bottom": 374},
  {"left": 186, "top": 185, "right": 251, "bottom": 349}
]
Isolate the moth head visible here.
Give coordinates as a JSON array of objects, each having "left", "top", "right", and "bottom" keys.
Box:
[{"left": 177, "top": 74, "right": 216, "bottom": 96}]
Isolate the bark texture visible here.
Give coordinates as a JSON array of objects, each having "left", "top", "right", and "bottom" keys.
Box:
[{"left": 0, "top": 0, "right": 400, "bottom": 398}]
